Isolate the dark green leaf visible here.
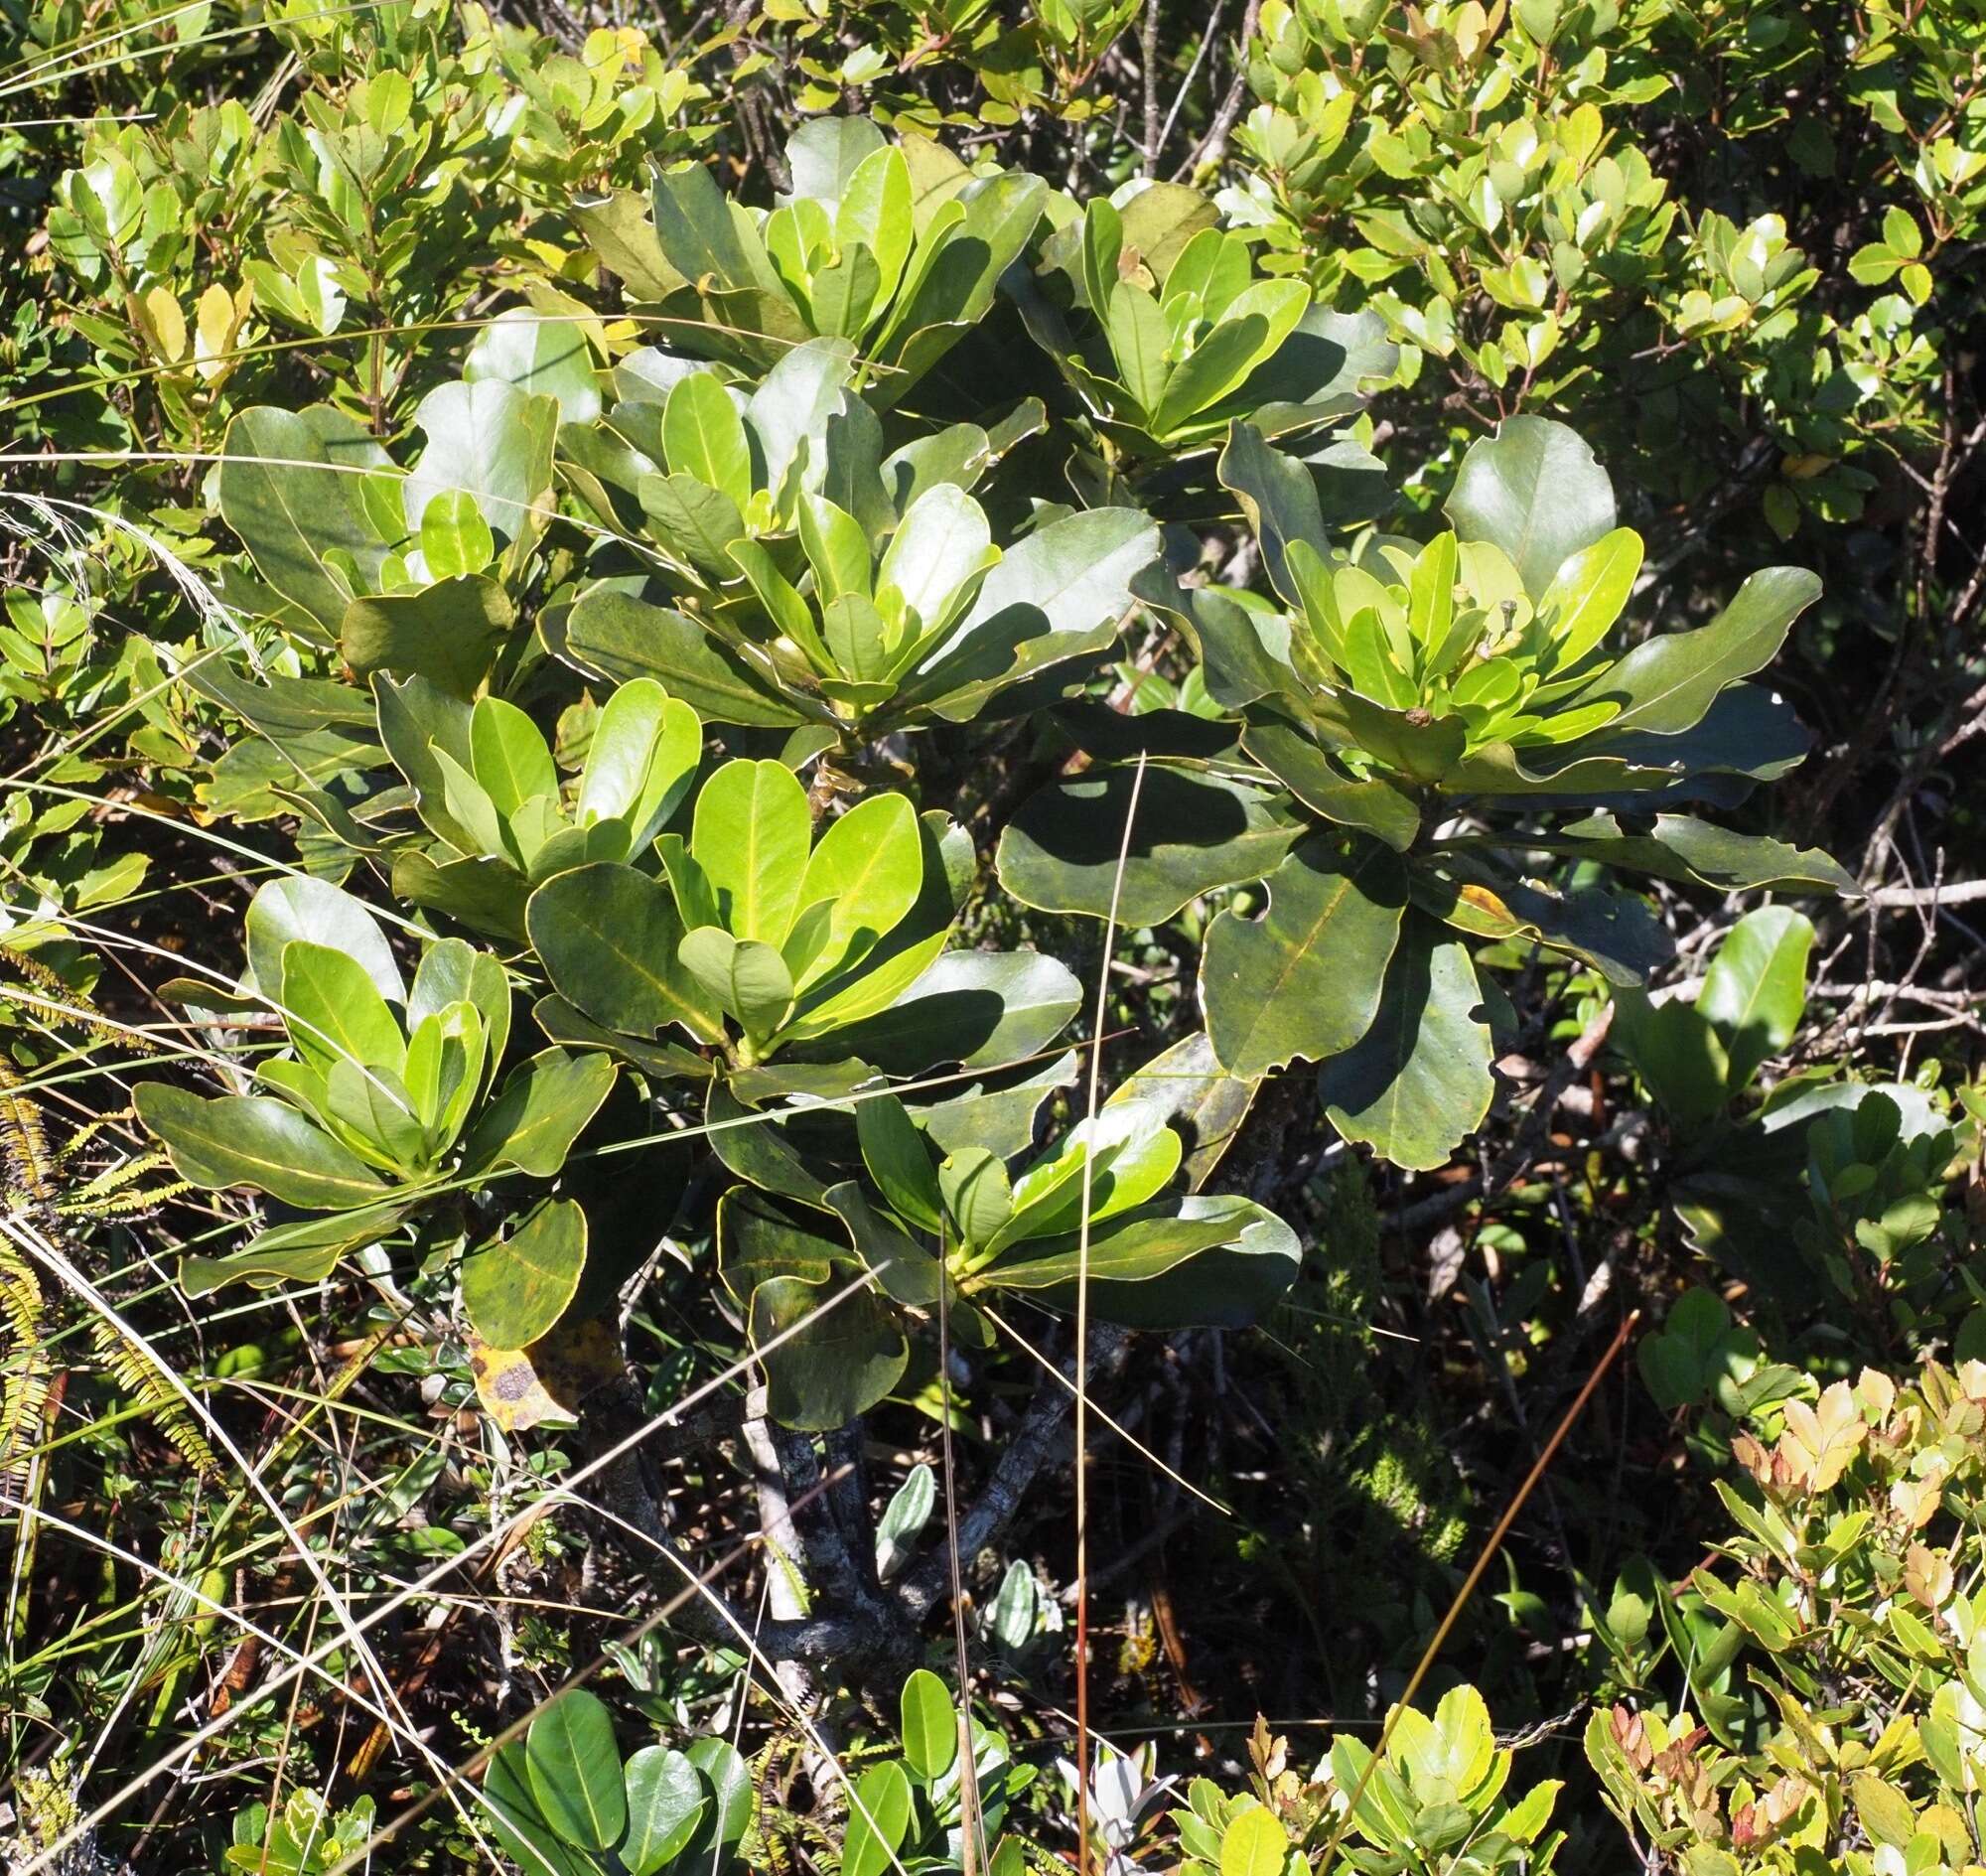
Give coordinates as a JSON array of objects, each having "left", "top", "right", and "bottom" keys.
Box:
[
  {"left": 1202, "top": 835, "right": 1407, "bottom": 1078},
  {"left": 528, "top": 864, "right": 726, "bottom": 1046},
  {"left": 620, "top": 1749, "right": 707, "bottom": 1876},
  {"left": 1698, "top": 905, "right": 1812, "bottom": 1091},
  {"left": 565, "top": 587, "right": 810, "bottom": 727},
  {"left": 1571, "top": 567, "right": 1821, "bottom": 739},
  {"left": 340, "top": 576, "right": 513, "bottom": 696},
  {"left": 749, "top": 1273, "right": 907, "bottom": 1429},
  {"left": 525, "top": 1688, "right": 626, "bottom": 1851},
  {"left": 218, "top": 406, "right": 391, "bottom": 632},
  {"left": 461, "top": 1198, "right": 587, "bottom": 1349},
  {"left": 900, "top": 1668, "right": 958, "bottom": 1781},
  {"left": 843, "top": 1762, "right": 914, "bottom": 1876},
  {"left": 1242, "top": 717, "right": 1420, "bottom": 850},
  {"left": 135, "top": 1084, "right": 392, "bottom": 1211},
  {"left": 1317, "top": 915, "right": 1494, "bottom": 1171},
  {"left": 998, "top": 766, "right": 1301, "bottom": 925}
]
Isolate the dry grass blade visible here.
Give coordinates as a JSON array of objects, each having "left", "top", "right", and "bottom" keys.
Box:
[{"left": 1072, "top": 749, "right": 1148, "bottom": 1876}]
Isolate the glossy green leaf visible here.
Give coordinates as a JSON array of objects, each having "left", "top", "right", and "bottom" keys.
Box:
[
  {"left": 901, "top": 1667, "right": 958, "bottom": 1781},
  {"left": 135, "top": 1085, "right": 391, "bottom": 1211},
  {"left": 1445, "top": 414, "right": 1618, "bottom": 600},
  {"left": 661, "top": 371, "right": 753, "bottom": 507},
  {"left": 1518, "top": 813, "right": 1858, "bottom": 894},
  {"left": 218, "top": 405, "right": 391, "bottom": 632},
  {"left": 619, "top": 1749, "right": 707, "bottom": 1876},
  {"left": 574, "top": 676, "right": 700, "bottom": 847},
  {"left": 401, "top": 380, "right": 559, "bottom": 550},
  {"left": 1317, "top": 916, "right": 1494, "bottom": 1172},
  {"left": 745, "top": 337, "right": 859, "bottom": 509},
  {"left": 906, "top": 505, "right": 1159, "bottom": 720},
  {"left": 941, "top": 1146, "right": 1015, "bottom": 1248},
  {"left": 876, "top": 483, "right": 995, "bottom": 631},
  {"left": 470, "top": 695, "right": 557, "bottom": 819},
  {"left": 461, "top": 1198, "right": 586, "bottom": 1349},
  {"left": 1412, "top": 863, "right": 1673, "bottom": 987},
  {"left": 565, "top": 588, "right": 812, "bottom": 728},
  {"left": 245, "top": 876, "right": 403, "bottom": 1006},
  {"left": 1610, "top": 990, "right": 1730, "bottom": 1128},
  {"left": 463, "top": 1048, "right": 617, "bottom": 1176},
  {"left": 842, "top": 1761, "right": 914, "bottom": 1876},
  {"left": 650, "top": 160, "right": 763, "bottom": 290},
  {"left": 1697, "top": 905, "right": 1812, "bottom": 1091},
  {"left": 1218, "top": 420, "right": 1330, "bottom": 609},
  {"left": 794, "top": 793, "right": 922, "bottom": 985},
  {"left": 800, "top": 949, "right": 1080, "bottom": 1078},
  {"left": 410, "top": 942, "right": 507, "bottom": 1072},
  {"left": 638, "top": 471, "right": 748, "bottom": 572},
  {"left": 1203, "top": 835, "right": 1407, "bottom": 1078},
  {"left": 1573, "top": 566, "right": 1821, "bottom": 739},
  {"left": 485, "top": 1742, "right": 590, "bottom": 1876},
  {"left": 527, "top": 863, "right": 725, "bottom": 1046},
  {"left": 524, "top": 1688, "right": 626, "bottom": 1851},
  {"left": 998, "top": 766, "right": 1301, "bottom": 926},
  {"left": 341, "top": 575, "right": 512, "bottom": 696},
  {"left": 1107, "top": 1030, "right": 1258, "bottom": 1192},
  {"left": 1242, "top": 717, "right": 1420, "bottom": 850},
  {"left": 749, "top": 1272, "right": 908, "bottom": 1429},
  {"left": 858, "top": 1094, "right": 943, "bottom": 1233},
  {"left": 1063, "top": 1195, "right": 1300, "bottom": 1329},
  {"left": 679, "top": 928, "right": 794, "bottom": 1036},
  {"left": 685, "top": 1738, "right": 752, "bottom": 1849},
  {"left": 981, "top": 1200, "right": 1295, "bottom": 1319},
  {"left": 464, "top": 305, "right": 601, "bottom": 424},
  {"left": 1541, "top": 526, "right": 1641, "bottom": 669},
  {"left": 278, "top": 938, "right": 404, "bottom": 1078},
  {"left": 179, "top": 1204, "right": 410, "bottom": 1299},
  {"left": 1221, "top": 1804, "right": 1290, "bottom": 1876},
  {"left": 691, "top": 758, "right": 813, "bottom": 945}
]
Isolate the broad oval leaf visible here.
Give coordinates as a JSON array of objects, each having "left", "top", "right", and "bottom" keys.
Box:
[
  {"left": 1202, "top": 835, "right": 1407, "bottom": 1079},
  {"left": 1445, "top": 414, "right": 1618, "bottom": 601},
  {"left": 620, "top": 1748, "right": 707, "bottom": 1876},
  {"left": 527, "top": 864, "right": 725, "bottom": 1046},
  {"left": 246, "top": 876, "right": 403, "bottom": 1005},
  {"left": 749, "top": 1272, "right": 908, "bottom": 1430},
  {"left": 1697, "top": 904, "right": 1813, "bottom": 1092},
  {"left": 901, "top": 1667, "right": 959, "bottom": 1781},
  {"left": 218, "top": 405, "right": 392, "bottom": 632},
  {"left": 1317, "top": 915, "right": 1494, "bottom": 1172},
  {"left": 460, "top": 1198, "right": 587, "bottom": 1349},
  {"left": 795, "top": 792, "right": 922, "bottom": 985},
  {"left": 842, "top": 1761, "right": 914, "bottom": 1876},
  {"left": 690, "top": 758, "right": 814, "bottom": 946},
  {"left": 135, "top": 1085, "right": 392, "bottom": 1212},
  {"left": 524, "top": 1688, "right": 626, "bottom": 1852},
  {"left": 1220, "top": 1805, "right": 1290, "bottom": 1876},
  {"left": 998, "top": 766, "right": 1302, "bottom": 926}
]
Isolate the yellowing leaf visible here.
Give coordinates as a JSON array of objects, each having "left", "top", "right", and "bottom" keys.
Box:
[
  {"left": 1218, "top": 1805, "right": 1288, "bottom": 1876},
  {"left": 1777, "top": 1380, "right": 1866, "bottom": 1492}
]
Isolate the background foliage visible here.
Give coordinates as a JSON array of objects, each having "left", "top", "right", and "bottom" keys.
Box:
[{"left": 2, "top": 0, "right": 1984, "bottom": 1870}]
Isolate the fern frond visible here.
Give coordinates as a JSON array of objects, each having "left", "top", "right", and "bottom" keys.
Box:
[
  {"left": 0, "top": 1059, "right": 57, "bottom": 1212},
  {"left": 61, "top": 1148, "right": 178, "bottom": 1211},
  {"left": 63, "top": 1179, "right": 193, "bottom": 1221},
  {"left": 85, "top": 1318, "right": 221, "bottom": 1480},
  {"left": 0, "top": 943, "right": 137, "bottom": 1053},
  {"left": 0, "top": 1236, "right": 49, "bottom": 1492},
  {"left": 0, "top": 1358, "right": 52, "bottom": 1494}
]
